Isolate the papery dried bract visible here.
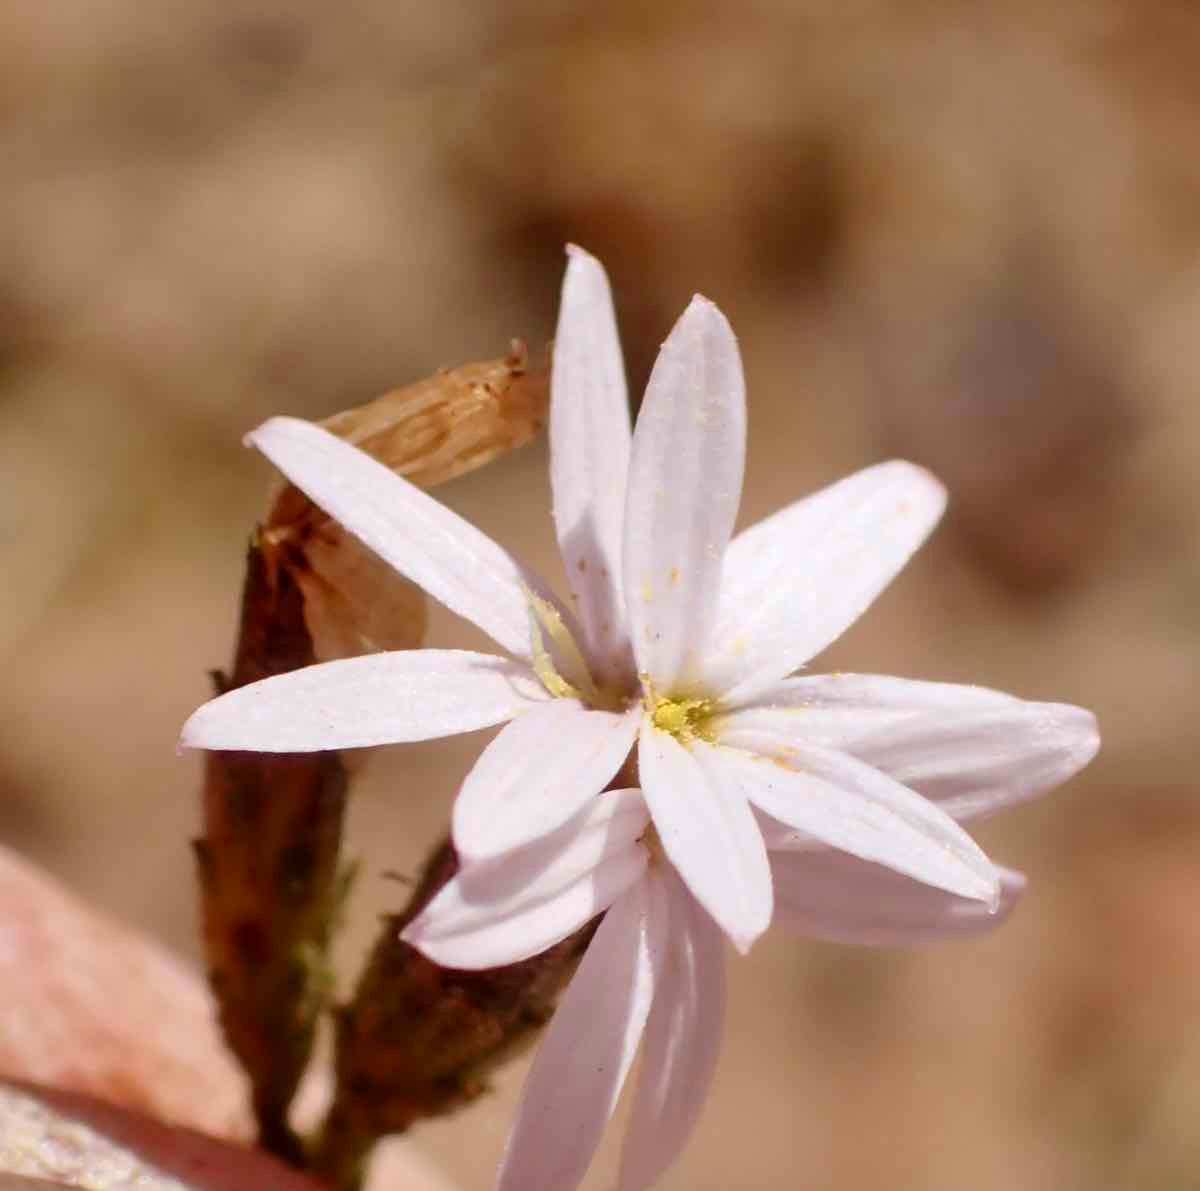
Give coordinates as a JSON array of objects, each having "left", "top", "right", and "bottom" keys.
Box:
[{"left": 264, "top": 345, "right": 547, "bottom": 663}]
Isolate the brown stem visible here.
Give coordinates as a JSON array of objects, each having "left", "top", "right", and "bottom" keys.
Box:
[
  {"left": 310, "top": 841, "right": 596, "bottom": 1187},
  {"left": 196, "top": 541, "right": 350, "bottom": 1157}
]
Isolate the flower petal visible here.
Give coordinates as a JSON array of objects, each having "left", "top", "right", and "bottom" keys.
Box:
[
  {"left": 706, "top": 461, "right": 946, "bottom": 706},
  {"left": 550, "top": 246, "right": 634, "bottom": 685},
  {"left": 638, "top": 722, "right": 771, "bottom": 952},
  {"left": 247, "top": 416, "right": 553, "bottom": 661},
  {"left": 617, "top": 870, "right": 726, "bottom": 1191},
  {"left": 180, "top": 650, "right": 543, "bottom": 752},
  {"left": 497, "top": 877, "right": 664, "bottom": 1191},
  {"left": 716, "top": 674, "right": 1099, "bottom": 822},
  {"left": 623, "top": 297, "right": 746, "bottom": 693},
  {"left": 694, "top": 740, "right": 1000, "bottom": 906},
  {"left": 772, "top": 851, "right": 1026, "bottom": 945},
  {"left": 403, "top": 789, "right": 649, "bottom": 968},
  {"left": 452, "top": 702, "right": 639, "bottom": 860}
]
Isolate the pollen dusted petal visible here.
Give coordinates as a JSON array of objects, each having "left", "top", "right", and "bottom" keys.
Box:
[
  {"left": 550, "top": 246, "right": 635, "bottom": 685},
  {"left": 617, "top": 870, "right": 726, "bottom": 1191},
  {"left": 452, "top": 702, "right": 639, "bottom": 860},
  {"left": 693, "top": 740, "right": 1001, "bottom": 907},
  {"left": 180, "top": 649, "right": 545, "bottom": 752},
  {"left": 624, "top": 296, "right": 746, "bottom": 693},
  {"left": 403, "top": 789, "right": 649, "bottom": 969},
  {"left": 771, "top": 852, "right": 1027, "bottom": 945},
  {"left": 497, "top": 877, "right": 665, "bottom": 1191},
  {"left": 706, "top": 461, "right": 946, "bottom": 707},
  {"left": 247, "top": 416, "right": 557, "bottom": 662},
  {"left": 715, "top": 675, "right": 1099, "bottom": 823},
  {"left": 638, "top": 721, "right": 772, "bottom": 953}
]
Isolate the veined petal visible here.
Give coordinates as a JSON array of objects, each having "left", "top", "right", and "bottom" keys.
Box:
[
  {"left": 180, "top": 649, "right": 543, "bottom": 752},
  {"left": 550, "top": 246, "right": 634, "bottom": 685},
  {"left": 624, "top": 297, "right": 746, "bottom": 694},
  {"left": 403, "top": 789, "right": 649, "bottom": 969},
  {"left": 618, "top": 870, "right": 726, "bottom": 1191},
  {"left": 248, "top": 416, "right": 554, "bottom": 661},
  {"left": 714, "top": 672, "right": 1018, "bottom": 750},
  {"left": 694, "top": 740, "right": 1000, "bottom": 906},
  {"left": 707, "top": 461, "right": 946, "bottom": 706},
  {"left": 716, "top": 675, "right": 1099, "bottom": 823},
  {"left": 638, "top": 721, "right": 771, "bottom": 953},
  {"left": 772, "top": 851, "right": 1026, "bottom": 945},
  {"left": 497, "top": 877, "right": 665, "bottom": 1191},
  {"left": 452, "top": 702, "right": 639, "bottom": 860}
]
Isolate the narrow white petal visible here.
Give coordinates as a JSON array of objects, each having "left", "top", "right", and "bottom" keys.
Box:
[
  {"left": 716, "top": 675, "right": 1099, "bottom": 822},
  {"left": 403, "top": 789, "right": 649, "bottom": 968},
  {"left": 497, "top": 878, "right": 664, "bottom": 1191},
  {"left": 772, "top": 852, "right": 1026, "bottom": 945},
  {"left": 624, "top": 298, "right": 746, "bottom": 693},
  {"left": 695, "top": 740, "right": 1000, "bottom": 906},
  {"left": 618, "top": 870, "right": 726, "bottom": 1191},
  {"left": 248, "top": 416, "right": 554, "bottom": 661},
  {"left": 853, "top": 703, "right": 1099, "bottom": 823},
  {"left": 551, "top": 246, "right": 635, "bottom": 685},
  {"left": 638, "top": 721, "right": 771, "bottom": 952},
  {"left": 180, "top": 650, "right": 542, "bottom": 752},
  {"left": 707, "top": 462, "right": 946, "bottom": 706},
  {"left": 452, "top": 703, "right": 639, "bottom": 860}
]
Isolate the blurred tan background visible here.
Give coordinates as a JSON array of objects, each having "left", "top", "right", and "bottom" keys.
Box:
[{"left": 3, "top": 2, "right": 1200, "bottom": 1188}]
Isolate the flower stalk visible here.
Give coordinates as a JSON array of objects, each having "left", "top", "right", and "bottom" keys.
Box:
[{"left": 310, "top": 838, "right": 595, "bottom": 1188}]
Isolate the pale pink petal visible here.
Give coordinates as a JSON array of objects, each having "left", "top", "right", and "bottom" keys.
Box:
[
  {"left": 550, "top": 246, "right": 634, "bottom": 685},
  {"left": 772, "top": 851, "right": 1026, "bottom": 945},
  {"left": 716, "top": 675, "right": 1099, "bottom": 822},
  {"left": 623, "top": 298, "right": 746, "bottom": 693},
  {"left": 248, "top": 416, "right": 554, "bottom": 661},
  {"left": 706, "top": 462, "right": 946, "bottom": 706},
  {"left": 617, "top": 870, "right": 726, "bottom": 1191},
  {"left": 638, "top": 722, "right": 771, "bottom": 953},
  {"left": 403, "top": 790, "right": 649, "bottom": 968},
  {"left": 497, "top": 878, "right": 665, "bottom": 1191},
  {"left": 452, "top": 702, "right": 639, "bottom": 860},
  {"left": 180, "top": 650, "right": 543, "bottom": 752},
  {"left": 694, "top": 741, "right": 1000, "bottom": 906}
]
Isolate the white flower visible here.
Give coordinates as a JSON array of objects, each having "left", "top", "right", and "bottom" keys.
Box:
[
  {"left": 400, "top": 786, "right": 1028, "bottom": 1191},
  {"left": 181, "top": 245, "right": 1099, "bottom": 952}
]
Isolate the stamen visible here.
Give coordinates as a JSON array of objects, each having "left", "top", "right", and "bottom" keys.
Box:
[
  {"left": 646, "top": 689, "right": 715, "bottom": 743},
  {"left": 527, "top": 592, "right": 587, "bottom": 701}
]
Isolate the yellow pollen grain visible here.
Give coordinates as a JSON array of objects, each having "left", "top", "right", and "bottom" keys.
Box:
[
  {"left": 649, "top": 694, "right": 715, "bottom": 743},
  {"left": 641, "top": 581, "right": 655, "bottom": 604},
  {"left": 668, "top": 566, "right": 681, "bottom": 586}
]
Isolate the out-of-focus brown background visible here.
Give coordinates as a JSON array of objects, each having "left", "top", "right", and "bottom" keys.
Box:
[{"left": 3, "top": 3, "right": 1200, "bottom": 1188}]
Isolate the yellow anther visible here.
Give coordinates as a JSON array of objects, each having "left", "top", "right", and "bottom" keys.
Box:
[{"left": 649, "top": 694, "right": 714, "bottom": 743}]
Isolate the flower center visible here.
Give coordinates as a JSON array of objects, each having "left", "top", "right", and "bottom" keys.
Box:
[{"left": 647, "top": 693, "right": 714, "bottom": 743}]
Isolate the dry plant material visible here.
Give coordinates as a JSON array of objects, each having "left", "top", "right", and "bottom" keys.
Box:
[
  {"left": 196, "top": 345, "right": 592, "bottom": 1177},
  {"left": 312, "top": 842, "right": 593, "bottom": 1187}
]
